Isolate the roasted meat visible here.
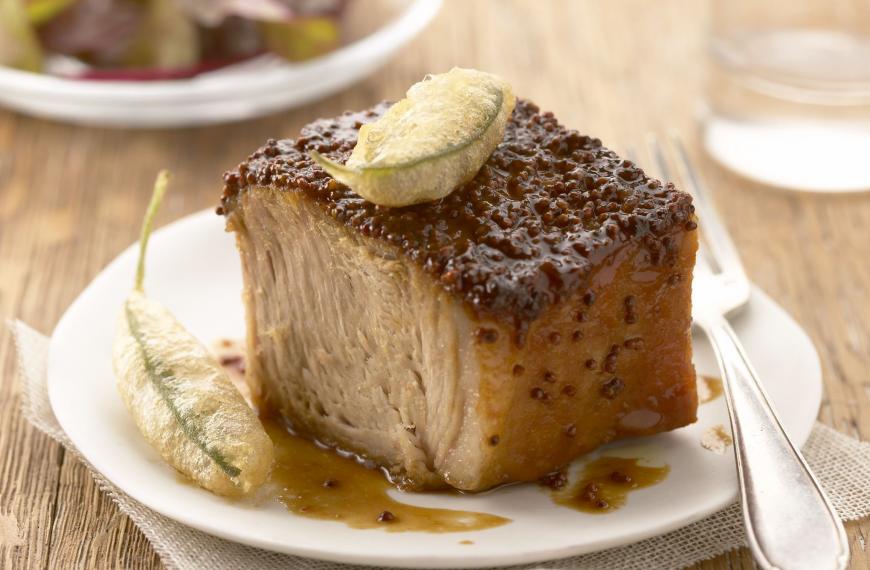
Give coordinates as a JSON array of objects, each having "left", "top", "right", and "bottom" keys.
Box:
[{"left": 219, "top": 100, "right": 698, "bottom": 492}]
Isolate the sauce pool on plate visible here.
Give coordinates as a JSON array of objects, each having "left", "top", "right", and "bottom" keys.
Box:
[
  {"left": 263, "top": 418, "right": 510, "bottom": 532},
  {"left": 544, "top": 456, "right": 670, "bottom": 514}
]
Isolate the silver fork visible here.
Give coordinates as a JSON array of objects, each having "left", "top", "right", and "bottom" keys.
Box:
[{"left": 636, "top": 135, "right": 850, "bottom": 570}]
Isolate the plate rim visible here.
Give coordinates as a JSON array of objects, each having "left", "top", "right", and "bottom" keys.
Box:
[{"left": 46, "top": 208, "right": 822, "bottom": 568}]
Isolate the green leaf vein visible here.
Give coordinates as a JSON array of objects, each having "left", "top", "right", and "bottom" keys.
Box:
[{"left": 125, "top": 302, "right": 242, "bottom": 479}]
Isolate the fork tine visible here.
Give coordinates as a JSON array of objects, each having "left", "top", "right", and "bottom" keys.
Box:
[
  {"left": 668, "top": 132, "right": 710, "bottom": 205},
  {"left": 647, "top": 134, "right": 673, "bottom": 183},
  {"left": 666, "top": 133, "right": 749, "bottom": 283}
]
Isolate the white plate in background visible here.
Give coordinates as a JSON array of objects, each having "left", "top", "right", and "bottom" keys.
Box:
[
  {"left": 47, "top": 209, "right": 822, "bottom": 568},
  {"left": 0, "top": 0, "right": 441, "bottom": 128}
]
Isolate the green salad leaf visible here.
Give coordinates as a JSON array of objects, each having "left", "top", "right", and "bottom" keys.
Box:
[
  {"left": 26, "top": 0, "right": 76, "bottom": 25},
  {"left": 262, "top": 16, "right": 339, "bottom": 62},
  {"left": 0, "top": 0, "right": 42, "bottom": 71},
  {"left": 124, "top": 0, "right": 199, "bottom": 69}
]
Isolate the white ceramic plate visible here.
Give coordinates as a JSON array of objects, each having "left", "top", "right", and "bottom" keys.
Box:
[
  {"left": 47, "top": 210, "right": 822, "bottom": 568},
  {"left": 0, "top": 0, "right": 441, "bottom": 128}
]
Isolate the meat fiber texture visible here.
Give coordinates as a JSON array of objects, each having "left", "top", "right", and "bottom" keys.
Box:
[{"left": 226, "top": 188, "right": 698, "bottom": 492}]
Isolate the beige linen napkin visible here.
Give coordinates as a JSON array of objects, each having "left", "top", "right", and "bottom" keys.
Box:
[{"left": 11, "top": 320, "right": 870, "bottom": 570}]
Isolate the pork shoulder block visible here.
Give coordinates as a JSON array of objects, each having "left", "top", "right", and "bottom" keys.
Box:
[{"left": 220, "top": 100, "right": 698, "bottom": 492}]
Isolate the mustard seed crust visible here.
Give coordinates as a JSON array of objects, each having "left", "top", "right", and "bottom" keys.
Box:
[{"left": 220, "top": 100, "right": 695, "bottom": 329}]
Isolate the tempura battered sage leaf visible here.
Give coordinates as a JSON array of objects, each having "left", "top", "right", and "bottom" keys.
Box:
[
  {"left": 312, "top": 67, "right": 515, "bottom": 207},
  {"left": 123, "top": 303, "right": 241, "bottom": 478},
  {"left": 113, "top": 171, "right": 273, "bottom": 497}
]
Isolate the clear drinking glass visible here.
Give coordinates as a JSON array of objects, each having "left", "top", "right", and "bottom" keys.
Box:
[{"left": 704, "top": 1, "right": 870, "bottom": 192}]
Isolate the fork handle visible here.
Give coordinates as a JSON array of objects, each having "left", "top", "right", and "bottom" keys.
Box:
[{"left": 698, "top": 314, "right": 850, "bottom": 570}]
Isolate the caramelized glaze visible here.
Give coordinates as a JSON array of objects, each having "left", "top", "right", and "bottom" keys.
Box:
[
  {"left": 220, "top": 100, "right": 695, "bottom": 329},
  {"left": 548, "top": 456, "right": 669, "bottom": 514},
  {"left": 263, "top": 419, "right": 510, "bottom": 532}
]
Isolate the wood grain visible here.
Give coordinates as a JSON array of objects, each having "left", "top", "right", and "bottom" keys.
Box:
[{"left": 0, "top": 0, "right": 868, "bottom": 568}]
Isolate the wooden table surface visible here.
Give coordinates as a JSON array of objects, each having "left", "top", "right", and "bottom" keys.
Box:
[{"left": 1, "top": 1, "right": 868, "bottom": 568}]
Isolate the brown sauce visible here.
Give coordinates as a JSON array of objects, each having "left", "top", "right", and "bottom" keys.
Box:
[
  {"left": 548, "top": 456, "right": 669, "bottom": 514},
  {"left": 263, "top": 418, "right": 510, "bottom": 533},
  {"left": 698, "top": 375, "right": 724, "bottom": 404}
]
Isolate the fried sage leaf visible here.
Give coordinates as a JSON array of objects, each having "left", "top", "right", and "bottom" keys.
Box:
[
  {"left": 312, "top": 67, "right": 516, "bottom": 207},
  {"left": 113, "top": 171, "right": 273, "bottom": 497}
]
